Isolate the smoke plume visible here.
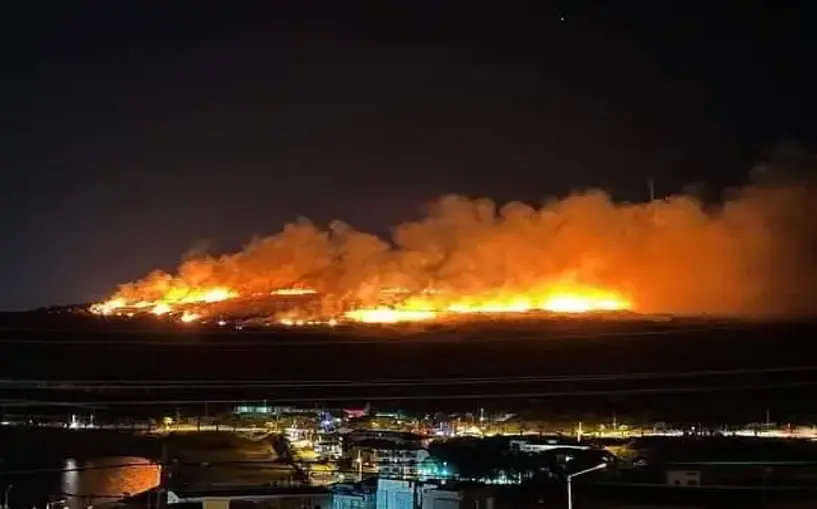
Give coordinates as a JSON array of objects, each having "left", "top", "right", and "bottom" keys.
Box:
[{"left": 110, "top": 163, "right": 817, "bottom": 318}]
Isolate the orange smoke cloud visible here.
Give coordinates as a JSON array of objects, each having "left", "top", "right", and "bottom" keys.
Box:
[{"left": 94, "top": 167, "right": 817, "bottom": 320}]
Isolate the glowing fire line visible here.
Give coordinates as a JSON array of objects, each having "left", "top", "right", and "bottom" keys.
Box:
[
  {"left": 344, "top": 289, "right": 631, "bottom": 324},
  {"left": 91, "top": 283, "right": 631, "bottom": 325}
]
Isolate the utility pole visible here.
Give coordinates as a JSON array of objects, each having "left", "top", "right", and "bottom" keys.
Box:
[
  {"left": 647, "top": 178, "right": 655, "bottom": 202},
  {"left": 3, "top": 484, "right": 12, "bottom": 509},
  {"left": 566, "top": 463, "right": 607, "bottom": 509},
  {"left": 157, "top": 443, "right": 168, "bottom": 509}
]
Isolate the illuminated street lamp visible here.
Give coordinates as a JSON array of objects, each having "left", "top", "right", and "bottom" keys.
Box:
[
  {"left": 566, "top": 463, "right": 606, "bottom": 509},
  {"left": 2, "top": 485, "right": 11, "bottom": 509},
  {"left": 45, "top": 498, "right": 66, "bottom": 509}
]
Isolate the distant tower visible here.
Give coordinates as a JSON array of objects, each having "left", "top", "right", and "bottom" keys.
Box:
[{"left": 647, "top": 178, "right": 655, "bottom": 202}]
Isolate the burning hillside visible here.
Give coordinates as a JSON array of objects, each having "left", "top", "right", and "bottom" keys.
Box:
[
  {"left": 91, "top": 172, "right": 817, "bottom": 325},
  {"left": 90, "top": 281, "right": 631, "bottom": 325}
]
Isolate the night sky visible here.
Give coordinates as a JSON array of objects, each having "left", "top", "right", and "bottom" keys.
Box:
[{"left": 2, "top": 2, "right": 816, "bottom": 310}]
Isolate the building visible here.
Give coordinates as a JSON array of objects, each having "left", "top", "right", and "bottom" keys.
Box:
[
  {"left": 285, "top": 424, "right": 313, "bottom": 443},
  {"left": 374, "top": 479, "right": 494, "bottom": 509},
  {"left": 234, "top": 404, "right": 321, "bottom": 416},
  {"left": 348, "top": 440, "right": 429, "bottom": 479},
  {"left": 331, "top": 481, "right": 377, "bottom": 509},
  {"left": 665, "top": 469, "right": 702, "bottom": 486},
  {"left": 509, "top": 436, "right": 592, "bottom": 454},
  {"left": 421, "top": 484, "right": 495, "bottom": 509},
  {"left": 316, "top": 433, "right": 344, "bottom": 460},
  {"left": 620, "top": 436, "right": 817, "bottom": 487},
  {"left": 167, "top": 485, "right": 330, "bottom": 509},
  {"left": 375, "top": 479, "right": 433, "bottom": 509},
  {"left": 345, "top": 430, "right": 424, "bottom": 447}
]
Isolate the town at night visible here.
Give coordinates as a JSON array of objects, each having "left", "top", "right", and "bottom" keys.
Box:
[{"left": 4, "top": 2, "right": 817, "bottom": 508}]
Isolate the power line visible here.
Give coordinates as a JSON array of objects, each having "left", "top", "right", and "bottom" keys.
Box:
[
  {"left": 2, "top": 380, "right": 815, "bottom": 407},
  {"left": 0, "top": 323, "right": 759, "bottom": 346},
  {"left": 0, "top": 366, "right": 812, "bottom": 389},
  {"left": 0, "top": 459, "right": 433, "bottom": 477},
  {"left": 0, "top": 461, "right": 158, "bottom": 476}
]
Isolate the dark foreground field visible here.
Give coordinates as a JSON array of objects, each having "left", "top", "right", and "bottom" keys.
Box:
[{"left": 0, "top": 312, "right": 815, "bottom": 420}]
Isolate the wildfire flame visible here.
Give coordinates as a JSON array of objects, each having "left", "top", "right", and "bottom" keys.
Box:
[
  {"left": 180, "top": 287, "right": 236, "bottom": 304},
  {"left": 93, "top": 180, "right": 817, "bottom": 325},
  {"left": 180, "top": 311, "right": 201, "bottom": 323},
  {"left": 342, "top": 284, "right": 630, "bottom": 323},
  {"left": 151, "top": 303, "right": 171, "bottom": 315},
  {"left": 91, "top": 286, "right": 237, "bottom": 321},
  {"left": 90, "top": 281, "right": 631, "bottom": 325},
  {"left": 344, "top": 308, "right": 438, "bottom": 324},
  {"left": 271, "top": 288, "right": 317, "bottom": 296},
  {"left": 90, "top": 298, "right": 126, "bottom": 316}
]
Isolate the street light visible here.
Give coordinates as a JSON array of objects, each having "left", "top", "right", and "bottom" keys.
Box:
[
  {"left": 2, "top": 485, "right": 12, "bottom": 509},
  {"left": 566, "top": 463, "right": 606, "bottom": 509},
  {"left": 45, "top": 498, "right": 66, "bottom": 509}
]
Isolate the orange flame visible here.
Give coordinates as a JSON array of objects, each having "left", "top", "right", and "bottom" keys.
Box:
[
  {"left": 180, "top": 311, "right": 200, "bottom": 323},
  {"left": 338, "top": 283, "right": 631, "bottom": 324},
  {"left": 90, "top": 298, "right": 126, "bottom": 315},
  {"left": 88, "top": 176, "right": 817, "bottom": 323},
  {"left": 271, "top": 288, "right": 317, "bottom": 296},
  {"left": 91, "top": 287, "right": 236, "bottom": 317},
  {"left": 344, "top": 308, "right": 438, "bottom": 324},
  {"left": 91, "top": 282, "right": 631, "bottom": 324},
  {"left": 151, "top": 303, "right": 171, "bottom": 315}
]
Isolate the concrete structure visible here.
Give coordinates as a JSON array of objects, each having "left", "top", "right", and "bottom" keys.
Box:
[
  {"left": 421, "top": 485, "right": 495, "bottom": 509},
  {"left": 662, "top": 460, "right": 817, "bottom": 488},
  {"left": 167, "top": 485, "right": 330, "bottom": 509},
  {"left": 375, "top": 479, "right": 432, "bottom": 509},
  {"left": 373, "top": 479, "right": 494, "bottom": 509},
  {"left": 345, "top": 430, "right": 424, "bottom": 447},
  {"left": 509, "top": 436, "right": 592, "bottom": 454},
  {"left": 348, "top": 440, "right": 429, "bottom": 479},
  {"left": 331, "top": 481, "right": 377, "bottom": 509},
  {"left": 315, "top": 433, "right": 343, "bottom": 460},
  {"left": 666, "top": 470, "right": 701, "bottom": 487}
]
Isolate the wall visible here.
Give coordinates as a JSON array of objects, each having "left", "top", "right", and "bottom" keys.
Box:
[{"left": 376, "top": 479, "right": 417, "bottom": 509}]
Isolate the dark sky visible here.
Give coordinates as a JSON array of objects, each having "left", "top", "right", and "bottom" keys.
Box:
[{"left": 2, "top": 1, "right": 816, "bottom": 310}]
